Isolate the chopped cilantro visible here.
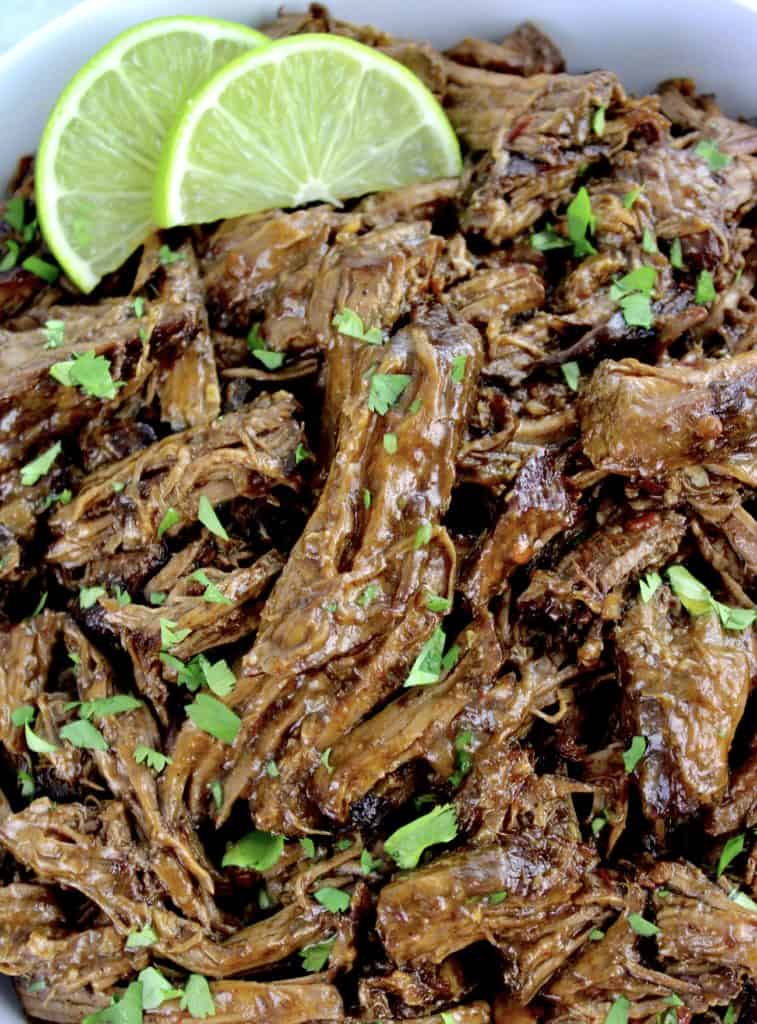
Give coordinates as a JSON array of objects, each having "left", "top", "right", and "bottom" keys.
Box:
[
  {"left": 530, "top": 224, "right": 571, "bottom": 252},
  {"left": 198, "top": 495, "right": 229, "bottom": 541},
  {"left": 451, "top": 355, "right": 467, "bottom": 382},
  {"left": 0, "top": 239, "right": 20, "bottom": 271},
  {"left": 60, "top": 719, "right": 108, "bottom": 751},
  {"left": 125, "top": 924, "right": 157, "bottom": 949},
  {"left": 669, "top": 238, "right": 684, "bottom": 269},
  {"left": 4, "top": 197, "right": 25, "bottom": 232},
  {"left": 589, "top": 928, "right": 605, "bottom": 941},
  {"left": 158, "top": 244, "right": 186, "bottom": 265},
  {"left": 149, "top": 592, "right": 167, "bottom": 606},
  {"left": 717, "top": 833, "right": 745, "bottom": 877},
  {"left": 209, "top": 780, "right": 223, "bottom": 810},
  {"left": 592, "top": 813, "right": 608, "bottom": 837},
  {"left": 186, "top": 692, "right": 240, "bottom": 744},
  {"left": 729, "top": 889, "right": 757, "bottom": 912},
  {"left": 627, "top": 912, "right": 660, "bottom": 936},
  {"left": 160, "top": 618, "right": 191, "bottom": 648},
  {"left": 247, "top": 324, "right": 285, "bottom": 369},
  {"left": 383, "top": 432, "right": 397, "bottom": 454},
  {"left": 618, "top": 292, "right": 653, "bottom": 328},
  {"left": 642, "top": 227, "right": 657, "bottom": 253},
  {"left": 132, "top": 297, "right": 145, "bottom": 318},
  {"left": 300, "top": 837, "right": 316, "bottom": 858},
  {"left": 357, "top": 583, "right": 379, "bottom": 608},
  {"left": 667, "top": 565, "right": 757, "bottom": 630},
  {"left": 40, "top": 488, "right": 72, "bottom": 511},
  {"left": 403, "top": 626, "right": 447, "bottom": 687},
  {"left": 180, "top": 975, "right": 215, "bottom": 1020},
  {"left": 723, "top": 1006, "right": 737, "bottom": 1024},
  {"left": 74, "top": 695, "right": 141, "bottom": 719},
  {"left": 610, "top": 265, "right": 657, "bottom": 298},
  {"left": 25, "top": 722, "right": 59, "bottom": 755},
  {"left": 320, "top": 747, "right": 334, "bottom": 773},
  {"left": 20, "top": 441, "right": 62, "bottom": 486},
  {"left": 79, "top": 585, "right": 106, "bottom": 609},
  {"left": 18, "top": 769, "right": 35, "bottom": 798},
  {"left": 360, "top": 849, "right": 381, "bottom": 874},
  {"left": 50, "top": 351, "right": 119, "bottom": 399},
  {"left": 408, "top": 397, "right": 422, "bottom": 414},
  {"left": 486, "top": 890, "right": 507, "bottom": 905},
  {"left": 157, "top": 507, "right": 180, "bottom": 538},
  {"left": 114, "top": 587, "right": 131, "bottom": 607},
  {"left": 190, "top": 569, "right": 232, "bottom": 606},
  {"left": 622, "top": 735, "right": 647, "bottom": 773},
  {"left": 295, "top": 442, "right": 312, "bottom": 465},
  {"left": 592, "top": 105, "right": 606, "bottom": 136},
  {"left": 561, "top": 361, "right": 580, "bottom": 392},
  {"left": 138, "top": 967, "right": 183, "bottom": 1011},
  {"left": 82, "top": 979, "right": 142, "bottom": 1024},
  {"left": 300, "top": 936, "right": 336, "bottom": 972},
  {"left": 266, "top": 759, "right": 279, "bottom": 777},
  {"left": 22, "top": 255, "right": 59, "bottom": 283},
  {"left": 426, "top": 592, "right": 451, "bottom": 613},
  {"left": 639, "top": 571, "right": 662, "bottom": 603},
  {"left": 314, "top": 887, "right": 350, "bottom": 913},
  {"left": 566, "top": 186, "right": 597, "bottom": 257},
  {"left": 112, "top": 480, "right": 126, "bottom": 493},
  {"left": 449, "top": 729, "right": 475, "bottom": 788},
  {"left": 603, "top": 996, "right": 630, "bottom": 1024},
  {"left": 332, "top": 308, "right": 383, "bottom": 345},
  {"left": 384, "top": 802, "right": 458, "bottom": 869},
  {"left": 695, "top": 138, "right": 731, "bottom": 171},
  {"left": 30, "top": 592, "right": 47, "bottom": 616},
  {"left": 368, "top": 373, "right": 411, "bottom": 415},
  {"left": 363, "top": 488, "right": 371, "bottom": 509},
  {"left": 222, "top": 830, "right": 284, "bottom": 870},
  {"left": 134, "top": 745, "right": 172, "bottom": 774},
  {"left": 335, "top": 838, "right": 352, "bottom": 851},
  {"left": 695, "top": 269, "right": 716, "bottom": 304},
  {"left": 622, "top": 186, "right": 644, "bottom": 209},
  {"left": 414, "top": 521, "right": 432, "bottom": 549},
  {"left": 43, "top": 319, "right": 65, "bottom": 349}
]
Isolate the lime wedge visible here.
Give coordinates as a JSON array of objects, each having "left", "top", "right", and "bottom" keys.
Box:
[
  {"left": 154, "top": 34, "right": 462, "bottom": 227},
  {"left": 36, "top": 17, "right": 268, "bottom": 292}
]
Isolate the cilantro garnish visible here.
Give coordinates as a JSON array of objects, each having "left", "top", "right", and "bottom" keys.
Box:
[
  {"left": 20, "top": 441, "right": 62, "bottom": 486},
  {"left": 368, "top": 373, "right": 411, "bottom": 415},
  {"left": 186, "top": 692, "right": 241, "bottom": 744},
  {"left": 198, "top": 495, "right": 229, "bottom": 541},
  {"left": 384, "top": 802, "right": 458, "bottom": 869},
  {"left": 332, "top": 308, "right": 383, "bottom": 345},
  {"left": 222, "top": 829, "right": 284, "bottom": 870},
  {"left": 50, "top": 351, "right": 120, "bottom": 399},
  {"left": 134, "top": 744, "right": 172, "bottom": 774}
]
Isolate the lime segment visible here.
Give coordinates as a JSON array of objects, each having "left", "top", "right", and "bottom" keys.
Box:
[
  {"left": 36, "top": 17, "right": 268, "bottom": 292},
  {"left": 154, "top": 34, "right": 462, "bottom": 227}
]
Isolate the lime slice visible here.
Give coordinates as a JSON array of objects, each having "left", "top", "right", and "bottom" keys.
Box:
[
  {"left": 36, "top": 17, "right": 268, "bottom": 292},
  {"left": 155, "top": 34, "right": 462, "bottom": 228}
]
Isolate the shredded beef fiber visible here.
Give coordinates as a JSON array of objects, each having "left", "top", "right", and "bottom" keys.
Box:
[{"left": 0, "top": 7, "right": 755, "bottom": 1024}]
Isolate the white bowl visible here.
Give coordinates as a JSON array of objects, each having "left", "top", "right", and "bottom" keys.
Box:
[{"left": 0, "top": 0, "right": 756, "bottom": 1021}]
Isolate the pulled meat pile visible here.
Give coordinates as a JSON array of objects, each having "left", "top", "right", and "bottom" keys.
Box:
[{"left": 0, "top": 7, "right": 755, "bottom": 1024}]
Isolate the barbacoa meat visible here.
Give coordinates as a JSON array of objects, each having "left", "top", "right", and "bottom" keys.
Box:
[{"left": 0, "top": 7, "right": 755, "bottom": 1024}]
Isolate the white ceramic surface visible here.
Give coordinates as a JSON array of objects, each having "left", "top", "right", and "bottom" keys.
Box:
[{"left": 0, "top": 0, "right": 756, "bottom": 1020}]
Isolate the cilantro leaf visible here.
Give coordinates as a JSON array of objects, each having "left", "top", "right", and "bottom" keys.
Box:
[
  {"left": 77, "top": 695, "right": 142, "bottom": 719},
  {"left": 622, "top": 186, "right": 644, "bottom": 209},
  {"left": 21, "top": 442, "right": 62, "bottom": 486},
  {"left": 4, "top": 196, "right": 25, "bottom": 232},
  {"left": 60, "top": 720, "right": 108, "bottom": 751},
  {"left": 300, "top": 936, "right": 336, "bottom": 973},
  {"left": 667, "top": 565, "right": 757, "bottom": 629},
  {"left": 190, "top": 569, "right": 232, "bottom": 606},
  {"left": 566, "top": 187, "right": 597, "bottom": 257},
  {"left": 265, "top": 759, "right": 279, "bottom": 777},
  {"left": 18, "top": 770, "right": 35, "bottom": 798},
  {"left": 23, "top": 256, "right": 59, "bottom": 283},
  {"left": 717, "top": 833, "right": 745, "bottom": 877},
  {"left": 642, "top": 228, "right": 657, "bottom": 254},
  {"left": 138, "top": 967, "right": 183, "bottom": 1011},
  {"left": 186, "top": 693, "right": 240, "bottom": 744},
  {"left": 530, "top": 225, "right": 571, "bottom": 252},
  {"left": 639, "top": 571, "right": 662, "bottom": 603},
  {"left": 714, "top": 604, "right": 757, "bottom": 630},
  {"left": 403, "top": 626, "right": 446, "bottom": 687},
  {"left": 43, "top": 319, "right": 65, "bottom": 349},
  {"left": 627, "top": 912, "right": 660, "bottom": 936},
  {"left": 0, "top": 239, "right": 20, "bottom": 271},
  {"left": 125, "top": 924, "right": 157, "bottom": 949},
  {"left": 132, "top": 297, "right": 145, "bottom": 318},
  {"left": 589, "top": 928, "right": 605, "bottom": 940},
  {"left": 157, "top": 507, "right": 180, "bottom": 538},
  {"left": 592, "top": 813, "right": 608, "bottom": 836},
  {"left": 198, "top": 495, "right": 229, "bottom": 541},
  {"left": 25, "top": 723, "right": 59, "bottom": 754},
  {"left": 669, "top": 238, "right": 684, "bottom": 269},
  {"left": 335, "top": 838, "right": 352, "bottom": 851},
  {"left": 695, "top": 269, "right": 716, "bottom": 304},
  {"left": 486, "top": 890, "right": 507, "bottom": 905},
  {"left": 40, "top": 488, "right": 71, "bottom": 511},
  {"left": 114, "top": 586, "right": 131, "bottom": 607},
  {"left": 332, "top": 308, "right": 383, "bottom": 345},
  {"left": 30, "top": 592, "right": 47, "bottom": 617},
  {"left": 82, "top": 980, "right": 142, "bottom": 1024},
  {"left": 79, "top": 585, "right": 106, "bottom": 609},
  {"left": 360, "top": 849, "right": 380, "bottom": 874},
  {"left": 622, "top": 735, "right": 647, "bottom": 773},
  {"left": 426, "top": 592, "right": 451, "bottom": 613},
  {"left": 368, "top": 373, "right": 411, "bottom": 415},
  {"left": 201, "top": 658, "right": 236, "bottom": 698},
  {"left": 610, "top": 266, "right": 657, "bottom": 298},
  {"left": 695, "top": 138, "right": 731, "bottom": 171},
  {"left": 247, "top": 325, "right": 285, "bottom": 369},
  {"left": 414, "top": 522, "right": 432, "bottom": 549},
  {"left": 180, "top": 975, "right": 215, "bottom": 1020},
  {"left": 50, "top": 351, "right": 119, "bottom": 399},
  {"left": 314, "top": 887, "right": 350, "bottom": 913},
  {"left": 592, "top": 105, "right": 606, "bottom": 136},
  {"left": 451, "top": 355, "right": 467, "bottom": 383},
  {"left": 363, "top": 489, "right": 371, "bottom": 509},
  {"left": 561, "top": 361, "right": 580, "bottom": 391},
  {"left": 160, "top": 618, "right": 191, "bottom": 649},
  {"left": 449, "top": 729, "right": 474, "bottom": 788},
  {"left": 159, "top": 245, "right": 186, "bottom": 265},
  {"left": 320, "top": 747, "right": 333, "bottom": 773},
  {"left": 11, "top": 705, "right": 35, "bottom": 727},
  {"left": 300, "top": 837, "right": 316, "bottom": 858},
  {"left": 603, "top": 996, "right": 630, "bottom": 1024},
  {"left": 729, "top": 889, "right": 757, "bottom": 912},
  {"left": 222, "top": 829, "right": 284, "bottom": 871},
  {"left": 134, "top": 745, "right": 172, "bottom": 774},
  {"left": 149, "top": 592, "right": 167, "bottom": 606},
  {"left": 383, "top": 432, "right": 397, "bottom": 454},
  {"left": 618, "top": 292, "right": 653, "bottom": 328},
  {"left": 209, "top": 780, "right": 223, "bottom": 810},
  {"left": 384, "top": 802, "right": 458, "bottom": 869},
  {"left": 357, "top": 583, "right": 379, "bottom": 608},
  {"left": 441, "top": 643, "right": 461, "bottom": 673},
  {"left": 295, "top": 443, "right": 312, "bottom": 465}
]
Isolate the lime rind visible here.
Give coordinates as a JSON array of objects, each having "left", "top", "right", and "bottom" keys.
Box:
[
  {"left": 36, "top": 16, "right": 268, "bottom": 292},
  {"left": 154, "top": 33, "right": 462, "bottom": 228}
]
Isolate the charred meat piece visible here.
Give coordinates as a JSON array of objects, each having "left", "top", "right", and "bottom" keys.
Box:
[{"left": 445, "top": 22, "right": 565, "bottom": 76}]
